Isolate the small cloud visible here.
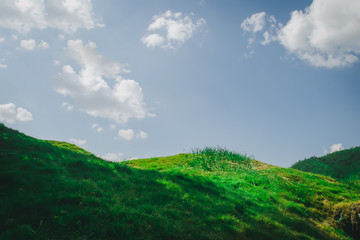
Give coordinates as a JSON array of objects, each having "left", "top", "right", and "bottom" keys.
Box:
[
  {"left": 20, "top": 39, "right": 37, "bottom": 51},
  {"left": 118, "top": 129, "right": 135, "bottom": 140},
  {"left": 0, "top": 37, "right": 5, "bottom": 43},
  {"left": 0, "top": 64, "right": 7, "bottom": 69},
  {"left": 91, "top": 123, "right": 103, "bottom": 133},
  {"left": 38, "top": 40, "right": 50, "bottom": 49},
  {"left": 136, "top": 130, "right": 148, "bottom": 139},
  {"left": 101, "top": 152, "right": 124, "bottom": 162},
  {"left": 323, "top": 143, "right": 345, "bottom": 155},
  {"left": 11, "top": 35, "right": 17, "bottom": 40},
  {"left": 0, "top": 103, "right": 33, "bottom": 124},
  {"left": 61, "top": 102, "right": 73, "bottom": 111},
  {"left": 330, "top": 143, "right": 345, "bottom": 153},
  {"left": 54, "top": 60, "right": 60, "bottom": 66},
  {"left": 69, "top": 138, "right": 86, "bottom": 146},
  {"left": 142, "top": 10, "right": 206, "bottom": 49},
  {"left": 58, "top": 34, "right": 65, "bottom": 40},
  {"left": 241, "top": 12, "right": 266, "bottom": 33},
  {"left": 109, "top": 124, "right": 116, "bottom": 130}
]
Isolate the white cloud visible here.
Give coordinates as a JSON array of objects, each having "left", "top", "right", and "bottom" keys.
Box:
[
  {"left": 91, "top": 123, "right": 103, "bottom": 133},
  {"left": 0, "top": 0, "right": 103, "bottom": 33},
  {"left": 101, "top": 152, "right": 124, "bottom": 162},
  {"left": 136, "top": 130, "right": 148, "bottom": 139},
  {"left": 54, "top": 60, "right": 60, "bottom": 66},
  {"left": 61, "top": 102, "right": 73, "bottom": 111},
  {"left": 278, "top": 0, "right": 360, "bottom": 68},
  {"left": 109, "top": 124, "right": 116, "bottom": 130},
  {"left": 20, "top": 39, "right": 37, "bottom": 51},
  {"left": 46, "top": 0, "right": 104, "bottom": 33},
  {"left": 0, "top": 37, "right": 5, "bottom": 43},
  {"left": 54, "top": 39, "right": 149, "bottom": 123},
  {"left": 142, "top": 33, "right": 164, "bottom": 48},
  {"left": 118, "top": 129, "right": 148, "bottom": 140},
  {"left": 242, "top": 0, "right": 360, "bottom": 68},
  {"left": 69, "top": 138, "right": 86, "bottom": 146},
  {"left": 118, "top": 129, "right": 135, "bottom": 140},
  {"left": 241, "top": 12, "right": 266, "bottom": 33},
  {"left": 0, "top": 59, "right": 7, "bottom": 69},
  {"left": 0, "top": 0, "right": 47, "bottom": 33},
  {"left": 323, "top": 143, "right": 346, "bottom": 155},
  {"left": 38, "top": 40, "right": 49, "bottom": 49},
  {"left": 330, "top": 143, "right": 345, "bottom": 153},
  {"left": 0, "top": 103, "right": 33, "bottom": 124},
  {"left": 142, "top": 10, "right": 206, "bottom": 49},
  {"left": 11, "top": 35, "right": 18, "bottom": 40},
  {"left": 241, "top": 12, "right": 278, "bottom": 48}
]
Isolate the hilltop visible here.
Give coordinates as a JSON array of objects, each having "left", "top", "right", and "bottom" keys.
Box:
[
  {"left": 0, "top": 123, "right": 359, "bottom": 239},
  {"left": 291, "top": 147, "right": 360, "bottom": 180}
]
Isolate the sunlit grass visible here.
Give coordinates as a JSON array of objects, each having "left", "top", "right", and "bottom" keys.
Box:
[{"left": 1, "top": 123, "right": 359, "bottom": 239}]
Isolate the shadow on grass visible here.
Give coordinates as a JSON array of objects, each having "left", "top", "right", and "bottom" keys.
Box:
[{"left": 0, "top": 124, "right": 340, "bottom": 239}]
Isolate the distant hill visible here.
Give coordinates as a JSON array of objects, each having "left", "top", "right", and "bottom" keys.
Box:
[
  {"left": 291, "top": 147, "right": 360, "bottom": 180},
  {"left": 0, "top": 123, "right": 359, "bottom": 239}
]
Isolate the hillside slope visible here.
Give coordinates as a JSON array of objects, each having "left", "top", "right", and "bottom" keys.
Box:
[
  {"left": 291, "top": 147, "right": 360, "bottom": 180},
  {"left": 0, "top": 124, "right": 359, "bottom": 239}
]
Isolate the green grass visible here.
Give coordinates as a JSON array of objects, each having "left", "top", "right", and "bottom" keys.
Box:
[
  {"left": 1, "top": 123, "right": 359, "bottom": 239},
  {"left": 291, "top": 147, "right": 360, "bottom": 180}
]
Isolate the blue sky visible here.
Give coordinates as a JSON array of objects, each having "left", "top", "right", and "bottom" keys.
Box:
[{"left": 0, "top": 0, "right": 359, "bottom": 167}]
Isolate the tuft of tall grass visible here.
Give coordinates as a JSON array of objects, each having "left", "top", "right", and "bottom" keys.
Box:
[{"left": 187, "top": 146, "right": 252, "bottom": 172}]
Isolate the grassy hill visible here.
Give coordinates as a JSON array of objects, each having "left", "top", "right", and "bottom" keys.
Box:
[
  {"left": 0, "top": 123, "right": 359, "bottom": 239},
  {"left": 291, "top": 147, "right": 360, "bottom": 180}
]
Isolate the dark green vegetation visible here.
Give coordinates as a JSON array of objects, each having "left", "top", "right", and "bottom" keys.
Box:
[
  {"left": 292, "top": 147, "right": 360, "bottom": 180},
  {"left": 1, "top": 123, "right": 359, "bottom": 239}
]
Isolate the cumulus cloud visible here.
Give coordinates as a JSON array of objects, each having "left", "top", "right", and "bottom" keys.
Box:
[
  {"left": 0, "top": 103, "right": 33, "bottom": 124},
  {"left": 142, "top": 10, "right": 206, "bottom": 49},
  {"left": 242, "top": 0, "right": 360, "bottom": 68},
  {"left": 0, "top": 37, "right": 5, "bottom": 43},
  {"left": 20, "top": 39, "right": 37, "bottom": 51},
  {"left": 54, "top": 39, "right": 149, "bottom": 123},
  {"left": 278, "top": 0, "right": 360, "bottom": 68},
  {"left": 101, "top": 152, "right": 124, "bottom": 162},
  {"left": 69, "top": 138, "right": 86, "bottom": 146},
  {"left": 0, "top": 0, "right": 103, "bottom": 33}
]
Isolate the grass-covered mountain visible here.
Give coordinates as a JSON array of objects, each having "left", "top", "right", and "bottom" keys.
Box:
[
  {"left": 0, "top": 123, "right": 359, "bottom": 239},
  {"left": 291, "top": 147, "right": 360, "bottom": 180}
]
